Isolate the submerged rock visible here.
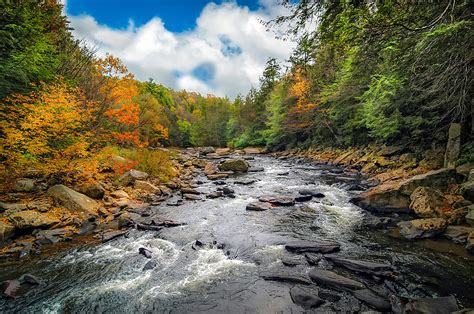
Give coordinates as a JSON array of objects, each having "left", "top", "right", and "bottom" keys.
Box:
[
  {"left": 397, "top": 218, "right": 447, "bottom": 239},
  {"left": 295, "top": 194, "right": 313, "bottom": 202},
  {"left": 139, "top": 247, "right": 152, "bottom": 259},
  {"left": 142, "top": 260, "right": 157, "bottom": 271},
  {"left": 309, "top": 269, "right": 365, "bottom": 291},
  {"left": 466, "top": 231, "right": 474, "bottom": 254},
  {"left": 290, "top": 285, "right": 324, "bottom": 309},
  {"left": 285, "top": 241, "right": 340, "bottom": 254}
]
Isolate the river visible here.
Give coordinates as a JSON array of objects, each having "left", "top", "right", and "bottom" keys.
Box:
[{"left": 1, "top": 155, "right": 473, "bottom": 313}]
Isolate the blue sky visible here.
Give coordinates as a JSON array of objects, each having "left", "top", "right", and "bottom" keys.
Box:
[{"left": 65, "top": 0, "right": 294, "bottom": 97}]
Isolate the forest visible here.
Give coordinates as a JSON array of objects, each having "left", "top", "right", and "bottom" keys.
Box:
[{"left": 1, "top": 0, "right": 473, "bottom": 184}]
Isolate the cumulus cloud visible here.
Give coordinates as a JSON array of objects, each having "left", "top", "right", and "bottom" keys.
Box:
[{"left": 67, "top": 1, "right": 295, "bottom": 98}]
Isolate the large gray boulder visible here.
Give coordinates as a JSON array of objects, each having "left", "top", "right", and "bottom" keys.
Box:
[
  {"left": 397, "top": 218, "right": 447, "bottom": 239},
  {"left": 47, "top": 184, "right": 99, "bottom": 215},
  {"left": 118, "top": 169, "right": 149, "bottom": 186},
  {"left": 218, "top": 158, "right": 249, "bottom": 173},
  {"left": 9, "top": 210, "right": 60, "bottom": 229}
]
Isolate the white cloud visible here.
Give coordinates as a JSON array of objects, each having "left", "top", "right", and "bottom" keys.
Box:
[{"left": 67, "top": 1, "right": 295, "bottom": 98}]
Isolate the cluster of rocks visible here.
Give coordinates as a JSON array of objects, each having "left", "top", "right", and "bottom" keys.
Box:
[{"left": 246, "top": 190, "right": 325, "bottom": 211}]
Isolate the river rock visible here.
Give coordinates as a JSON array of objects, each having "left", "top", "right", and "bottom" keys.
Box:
[
  {"left": 410, "top": 187, "right": 450, "bottom": 218},
  {"left": 401, "top": 296, "right": 459, "bottom": 314},
  {"left": 352, "top": 289, "right": 391, "bottom": 312},
  {"left": 204, "top": 163, "right": 218, "bottom": 175},
  {"left": 215, "top": 148, "right": 231, "bottom": 155},
  {"left": 9, "top": 210, "right": 59, "bottom": 230},
  {"left": 444, "top": 123, "right": 461, "bottom": 168},
  {"left": 325, "top": 255, "right": 394, "bottom": 276},
  {"left": 397, "top": 218, "right": 447, "bottom": 239},
  {"left": 281, "top": 257, "right": 303, "bottom": 267},
  {"left": 207, "top": 191, "right": 224, "bottom": 199},
  {"left": 244, "top": 147, "right": 264, "bottom": 154},
  {"left": 304, "top": 253, "right": 321, "bottom": 265},
  {"left": 309, "top": 269, "right": 365, "bottom": 290},
  {"left": 142, "top": 260, "right": 157, "bottom": 271},
  {"left": 191, "top": 159, "right": 207, "bottom": 168},
  {"left": 258, "top": 195, "right": 295, "bottom": 206},
  {"left": 299, "top": 190, "right": 325, "bottom": 198},
  {"left": 76, "top": 182, "right": 105, "bottom": 200},
  {"left": 248, "top": 166, "right": 264, "bottom": 172},
  {"left": 47, "top": 184, "right": 99, "bottom": 215},
  {"left": 101, "top": 230, "right": 127, "bottom": 243},
  {"left": 218, "top": 158, "right": 249, "bottom": 173},
  {"left": 13, "top": 178, "right": 37, "bottom": 192},
  {"left": 290, "top": 285, "right": 324, "bottom": 309},
  {"left": 461, "top": 181, "right": 474, "bottom": 203},
  {"left": 285, "top": 241, "right": 340, "bottom": 254},
  {"left": 246, "top": 201, "right": 272, "bottom": 211},
  {"left": 139, "top": 247, "right": 152, "bottom": 258},
  {"left": 183, "top": 194, "right": 201, "bottom": 200},
  {"left": 400, "top": 168, "right": 459, "bottom": 195},
  {"left": 0, "top": 221, "right": 15, "bottom": 244},
  {"left": 295, "top": 194, "right": 313, "bottom": 202},
  {"left": 261, "top": 272, "right": 312, "bottom": 285},
  {"left": 198, "top": 146, "right": 215, "bottom": 155},
  {"left": 443, "top": 226, "right": 474, "bottom": 244},
  {"left": 118, "top": 169, "right": 149, "bottom": 186},
  {"left": 221, "top": 186, "right": 234, "bottom": 195},
  {"left": 135, "top": 180, "right": 160, "bottom": 194}
]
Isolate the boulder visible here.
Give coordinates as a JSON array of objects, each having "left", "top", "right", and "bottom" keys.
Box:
[
  {"left": 47, "top": 184, "right": 99, "bottom": 215},
  {"left": 285, "top": 241, "right": 340, "bottom": 254},
  {"left": 134, "top": 180, "right": 160, "bottom": 194},
  {"left": 443, "top": 226, "right": 474, "bottom": 244},
  {"left": 325, "top": 255, "right": 394, "bottom": 276},
  {"left": 289, "top": 285, "right": 324, "bottom": 309},
  {"left": 204, "top": 163, "right": 218, "bottom": 175},
  {"left": 397, "top": 218, "right": 447, "bottom": 240},
  {"left": 309, "top": 269, "right": 365, "bottom": 291},
  {"left": 402, "top": 296, "right": 459, "bottom": 314},
  {"left": 76, "top": 182, "right": 105, "bottom": 200},
  {"left": 461, "top": 181, "right": 474, "bottom": 203},
  {"left": 456, "top": 162, "right": 474, "bottom": 178},
  {"left": 466, "top": 231, "right": 474, "bottom": 254},
  {"left": 246, "top": 201, "right": 272, "bottom": 211},
  {"left": 218, "top": 158, "right": 249, "bottom": 173},
  {"left": 352, "top": 289, "right": 391, "bottom": 312},
  {"left": 13, "top": 178, "right": 37, "bottom": 192},
  {"left": 410, "top": 187, "right": 451, "bottom": 218},
  {"left": 258, "top": 195, "right": 295, "bottom": 206},
  {"left": 261, "top": 272, "right": 312, "bottom": 285},
  {"left": 9, "top": 210, "right": 59, "bottom": 229},
  {"left": 0, "top": 221, "right": 15, "bottom": 244},
  {"left": 444, "top": 123, "right": 461, "bottom": 168},
  {"left": 198, "top": 146, "right": 215, "bottom": 155},
  {"left": 244, "top": 147, "right": 264, "bottom": 154},
  {"left": 215, "top": 148, "right": 231, "bottom": 155},
  {"left": 399, "top": 168, "right": 459, "bottom": 195},
  {"left": 118, "top": 169, "right": 149, "bottom": 186}
]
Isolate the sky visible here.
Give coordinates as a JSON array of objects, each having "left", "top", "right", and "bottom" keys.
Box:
[{"left": 63, "top": 0, "right": 296, "bottom": 98}]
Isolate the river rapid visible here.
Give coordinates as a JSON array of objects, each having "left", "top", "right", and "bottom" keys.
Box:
[{"left": 1, "top": 155, "right": 473, "bottom": 313}]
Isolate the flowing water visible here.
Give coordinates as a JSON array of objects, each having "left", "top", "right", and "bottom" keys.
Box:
[{"left": 1, "top": 156, "right": 473, "bottom": 313}]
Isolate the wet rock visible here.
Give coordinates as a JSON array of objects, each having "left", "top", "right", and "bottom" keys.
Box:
[
  {"left": 101, "top": 230, "right": 127, "bottom": 243},
  {"left": 295, "top": 194, "right": 313, "bottom": 202},
  {"left": 466, "top": 231, "right": 474, "bottom": 254},
  {"left": 401, "top": 296, "right": 459, "bottom": 314},
  {"left": 443, "top": 226, "right": 474, "bottom": 244},
  {"left": 304, "top": 253, "right": 321, "bottom": 265},
  {"left": 290, "top": 285, "right": 324, "bottom": 309},
  {"left": 352, "top": 289, "right": 391, "bottom": 312},
  {"left": 136, "top": 223, "right": 162, "bottom": 231},
  {"left": 192, "top": 240, "right": 204, "bottom": 250},
  {"left": 19, "top": 274, "right": 42, "bottom": 285},
  {"left": 207, "top": 173, "right": 229, "bottom": 180},
  {"left": 277, "top": 171, "right": 290, "bottom": 176},
  {"left": 134, "top": 180, "right": 160, "bottom": 194},
  {"left": 221, "top": 186, "right": 234, "bottom": 195},
  {"left": 299, "top": 190, "right": 325, "bottom": 198},
  {"left": 142, "top": 260, "right": 157, "bottom": 271},
  {"left": 207, "top": 191, "right": 224, "bottom": 199},
  {"left": 76, "top": 182, "right": 105, "bottom": 200},
  {"left": 325, "top": 255, "right": 394, "bottom": 277},
  {"left": 152, "top": 219, "right": 185, "bottom": 228},
  {"left": 461, "top": 181, "right": 474, "bottom": 203},
  {"left": 9, "top": 210, "right": 59, "bottom": 230},
  {"left": 281, "top": 257, "right": 303, "bottom": 267},
  {"left": 47, "top": 184, "right": 99, "bottom": 215},
  {"left": 183, "top": 194, "right": 202, "bottom": 201},
  {"left": 248, "top": 166, "right": 264, "bottom": 172},
  {"left": 285, "top": 241, "right": 340, "bottom": 254},
  {"left": 234, "top": 179, "right": 257, "bottom": 185},
  {"left": 261, "top": 272, "right": 312, "bottom": 285},
  {"left": 397, "top": 218, "right": 447, "bottom": 239},
  {"left": 79, "top": 219, "right": 98, "bottom": 234},
  {"left": 213, "top": 180, "right": 226, "bottom": 186},
  {"left": 1, "top": 279, "right": 21, "bottom": 298},
  {"left": 118, "top": 169, "right": 149, "bottom": 186},
  {"left": 258, "top": 195, "right": 295, "bottom": 206},
  {"left": 309, "top": 269, "right": 365, "bottom": 291},
  {"left": 410, "top": 187, "right": 450, "bottom": 218},
  {"left": 180, "top": 187, "right": 200, "bottom": 195},
  {"left": 13, "top": 178, "right": 37, "bottom": 192},
  {"left": 363, "top": 215, "right": 393, "bottom": 229},
  {"left": 218, "top": 158, "right": 249, "bottom": 173},
  {"left": 246, "top": 201, "right": 272, "bottom": 211},
  {"left": 35, "top": 228, "right": 70, "bottom": 245},
  {"left": 139, "top": 247, "right": 152, "bottom": 258},
  {"left": 0, "top": 221, "right": 15, "bottom": 244}
]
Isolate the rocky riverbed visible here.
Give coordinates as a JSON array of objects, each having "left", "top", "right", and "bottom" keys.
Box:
[{"left": 1, "top": 149, "right": 474, "bottom": 312}]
